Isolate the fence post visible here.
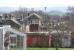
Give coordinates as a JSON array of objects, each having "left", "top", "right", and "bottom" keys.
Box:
[{"left": 23, "top": 34, "right": 27, "bottom": 50}]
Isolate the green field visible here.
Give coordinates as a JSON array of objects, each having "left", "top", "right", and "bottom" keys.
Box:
[
  {"left": 27, "top": 48, "right": 74, "bottom": 50},
  {"left": 10, "top": 48, "right": 74, "bottom": 50}
]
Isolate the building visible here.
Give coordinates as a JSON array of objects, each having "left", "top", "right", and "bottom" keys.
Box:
[
  {"left": 0, "top": 14, "right": 26, "bottom": 48},
  {"left": 0, "top": 13, "right": 51, "bottom": 47},
  {"left": 0, "top": 12, "right": 72, "bottom": 48},
  {"left": 71, "top": 32, "right": 74, "bottom": 47},
  {"left": 23, "top": 13, "right": 51, "bottom": 47},
  {"left": 51, "top": 30, "right": 71, "bottom": 47}
]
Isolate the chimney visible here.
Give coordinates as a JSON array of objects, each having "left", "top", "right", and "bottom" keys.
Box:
[{"left": 28, "top": 13, "right": 30, "bottom": 16}]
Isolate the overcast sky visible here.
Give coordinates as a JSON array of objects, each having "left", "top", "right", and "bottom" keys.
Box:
[
  {"left": 0, "top": 0, "right": 74, "bottom": 13},
  {"left": 0, "top": 0, "right": 74, "bottom": 8}
]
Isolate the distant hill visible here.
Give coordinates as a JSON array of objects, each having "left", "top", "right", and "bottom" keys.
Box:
[{"left": 48, "top": 10, "right": 65, "bottom": 16}]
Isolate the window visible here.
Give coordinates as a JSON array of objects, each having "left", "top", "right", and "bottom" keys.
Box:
[{"left": 64, "top": 36, "right": 68, "bottom": 39}]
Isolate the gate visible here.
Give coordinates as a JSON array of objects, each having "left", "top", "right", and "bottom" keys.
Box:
[{"left": 0, "top": 25, "right": 26, "bottom": 50}]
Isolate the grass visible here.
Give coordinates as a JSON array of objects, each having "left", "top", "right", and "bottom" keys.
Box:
[
  {"left": 56, "top": 48, "right": 74, "bottom": 50},
  {"left": 27, "top": 48, "right": 48, "bottom": 50},
  {"left": 27, "top": 48, "right": 74, "bottom": 50},
  {"left": 10, "top": 48, "right": 74, "bottom": 50}
]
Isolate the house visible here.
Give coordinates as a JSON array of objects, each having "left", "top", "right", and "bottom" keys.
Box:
[
  {"left": 0, "top": 14, "right": 26, "bottom": 48},
  {"left": 23, "top": 13, "right": 51, "bottom": 47}
]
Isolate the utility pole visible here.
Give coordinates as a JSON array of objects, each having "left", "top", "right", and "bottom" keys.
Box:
[{"left": 44, "top": 7, "right": 48, "bottom": 31}]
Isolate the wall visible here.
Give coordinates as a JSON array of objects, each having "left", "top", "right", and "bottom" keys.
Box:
[{"left": 27, "top": 34, "right": 50, "bottom": 47}]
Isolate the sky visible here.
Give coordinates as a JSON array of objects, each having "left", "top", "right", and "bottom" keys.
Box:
[
  {"left": 0, "top": 0, "right": 74, "bottom": 7},
  {"left": 0, "top": 0, "right": 74, "bottom": 13}
]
